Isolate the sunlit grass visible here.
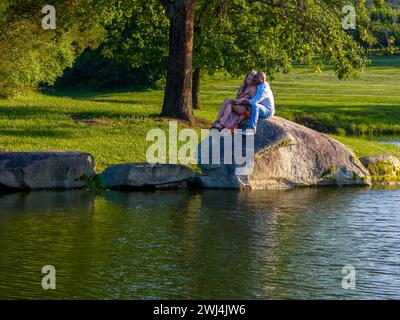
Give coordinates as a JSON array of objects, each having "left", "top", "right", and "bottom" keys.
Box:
[{"left": 329, "top": 135, "right": 400, "bottom": 159}]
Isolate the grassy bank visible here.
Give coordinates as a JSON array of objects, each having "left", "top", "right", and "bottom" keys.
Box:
[{"left": 0, "top": 56, "right": 399, "bottom": 171}]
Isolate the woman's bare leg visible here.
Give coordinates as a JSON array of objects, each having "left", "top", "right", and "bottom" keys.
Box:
[
  {"left": 222, "top": 105, "right": 246, "bottom": 125},
  {"left": 215, "top": 99, "right": 233, "bottom": 122},
  {"left": 220, "top": 103, "right": 235, "bottom": 126},
  {"left": 232, "top": 105, "right": 246, "bottom": 115}
]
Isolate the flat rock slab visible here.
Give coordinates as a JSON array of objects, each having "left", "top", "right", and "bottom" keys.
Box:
[
  {"left": 0, "top": 152, "right": 95, "bottom": 190},
  {"left": 197, "top": 117, "right": 371, "bottom": 190},
  {"left": 99, "top": 163, "right": 195, "bottom": 190}
]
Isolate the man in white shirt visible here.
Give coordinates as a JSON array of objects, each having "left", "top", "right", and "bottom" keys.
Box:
[{"left": 238, "top": 72, "right": 275, "bottom": 134}]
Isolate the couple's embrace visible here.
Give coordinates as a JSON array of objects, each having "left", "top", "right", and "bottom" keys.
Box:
[{"left": 212, "top": 71, "right": 275, "bottom": 135}]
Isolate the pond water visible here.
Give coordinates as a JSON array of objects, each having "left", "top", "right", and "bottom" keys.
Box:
[
  {"left": 371, "top": 136, "right": 400, "bottom": 148},
  {"left": 382, "top": 139, "right": 400, "bottom": 148},
  {"left": 0, "top": 187, "right": 400, "bottom": 300}
]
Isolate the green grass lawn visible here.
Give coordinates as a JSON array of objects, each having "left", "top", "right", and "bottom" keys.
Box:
[{"left": 0, "top": 55, "right": 399, "bottom": 172}]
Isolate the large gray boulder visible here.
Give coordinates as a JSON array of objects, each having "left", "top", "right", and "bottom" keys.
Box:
[
  {"left": 0, "top": 152, "right": 95, "bottom": 190},
  {"left": 99, "top": 163, "right": 195, "bottom": 189},
  {"left": 360, "top": 155, "right": 400, "bottom": 184},
  {"left": 197, "top": 117, "right": 371, "bottom": 190}
]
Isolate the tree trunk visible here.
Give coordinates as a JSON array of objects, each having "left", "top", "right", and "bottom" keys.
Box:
[
  {"left": 192, "top": 67, "right": 201, "bottom": 109},
  {"left": 162, "top": 0, "right": 197, "bottom": 121}
]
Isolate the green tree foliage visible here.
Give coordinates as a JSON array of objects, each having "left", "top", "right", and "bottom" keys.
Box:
[
  {"left": 100, "top": 0, "right": 170, "bottom": 83},
  {"left": 194, "top": 0, "right": 369, "bottom": 79},
  {"left": 0, "top": 0, "right": 105, "bottom": 97},
  {"left": 39, "top": 0, "right": 170, "bottom": 91},
  {"left": 369, "top": 0, "right": 400, "bottom": 53},
  {"left": 53, "top": 48, "right": 158, "bottom": 90}
]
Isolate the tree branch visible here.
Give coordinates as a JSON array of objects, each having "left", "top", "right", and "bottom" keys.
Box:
[{"left": 247, "top": 0, "right": 287, "bottom": 8}]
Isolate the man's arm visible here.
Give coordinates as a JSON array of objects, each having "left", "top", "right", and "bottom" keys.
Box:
[
  {"left": 247, "top": 84, "right": 266, "bottom": 107},
  {"left": 247, "top": 84, "right": 266, "bottom": 129},
  {"left": 237, "top": 85, "right": 262, "bottom": 105}
]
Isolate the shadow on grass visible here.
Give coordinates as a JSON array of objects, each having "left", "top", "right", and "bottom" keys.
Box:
[
  {"left": 41, "top": 89, "right": 163, "bottom": 114},
  {"left": 369, "top": 55, "right": 400, "bottom": 68},
  {"left": 81, "top": 98, "right": 150, "bottom": 105},
  {"left": 41, "top": 86, "right": 157, "bottom": 100},
  {"left": 0, "top": 103, "right": 161, "bottom": 122},
  {"left": 279, "top": 103, "right": 400, "bottom": 117},
  {"left": 0, "top": 128, "right": 72, "bottom": 138},
  {"left": 278, "top": 102, "right": 400, "bottom": 134},
  {"left": 0, "top": 105, "right": 60, "bottom": 119}
]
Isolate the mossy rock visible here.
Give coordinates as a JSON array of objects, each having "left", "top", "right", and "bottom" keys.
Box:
[
  {"left": 360, "top": 155, "right": 400, "bottom": 184},
  {"left": 320, "top": 165, "right": 336, "bottom": 179}
]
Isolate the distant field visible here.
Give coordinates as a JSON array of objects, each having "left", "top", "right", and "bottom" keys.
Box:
[{"left": 0, "top": 55, "right": 399, "bottom": 171}]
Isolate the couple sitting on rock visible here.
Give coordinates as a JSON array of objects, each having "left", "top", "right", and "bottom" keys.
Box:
[{"left": 212, "top": 71, "right": 275, "bottom": 135}]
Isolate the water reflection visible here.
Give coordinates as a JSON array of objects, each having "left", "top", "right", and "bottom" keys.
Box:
[{"left": 0, "top": 187, "right": 399, "bottom": 299}]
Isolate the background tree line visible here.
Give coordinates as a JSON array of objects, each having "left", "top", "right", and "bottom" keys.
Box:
[{"left": 369, "top": 0, "right": 400, "bottom": 53}]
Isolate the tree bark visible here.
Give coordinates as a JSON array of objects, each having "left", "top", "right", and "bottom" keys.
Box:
[
  {"left": 192, "top": 67, "right": 201, "bottom": 109},
  {"left": 162, "top": 0, "right": 197, "bottom": 121}
]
